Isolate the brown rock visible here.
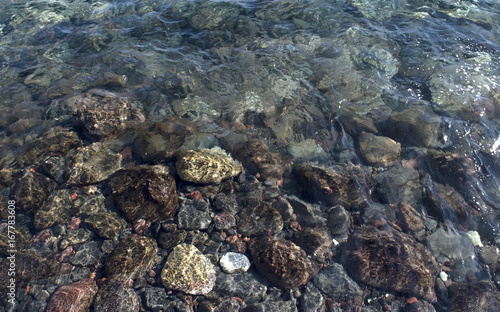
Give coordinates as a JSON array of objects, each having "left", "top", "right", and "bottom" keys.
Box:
[
  {"left": 293, "top": 227, "right": 333, "bottom": 263},
  {"left": 396, "top": 202, "right": 425, "bottom": 233},
  {"left": 237, "top": 201, "right": 283, "bottom": 237},
  {"left": 13, "top": 172, "right": 57, "bottom": 217},
  {"left": 93, "top": 279, "right": 140, "bottom": 312},
  {"left": 424, "top": 182, "right": 475, "bottom": 226},
  {"left": 249, "top": 236, "right": 321, "bottom": 290},
  {"left": 46, "top": 278, "right": 97, "bottom": 312},
  {"left": 343, "top": 226, "right": 438, "bottom": 302},
  {"left": 108, "top": 165, "right": 178, "bottom": 223},
  {"left": 358, "top": 132, "right": 401, "bottom": 167},
  {"left": 448, "top": 281, "right": 500, "bottom": 312}
]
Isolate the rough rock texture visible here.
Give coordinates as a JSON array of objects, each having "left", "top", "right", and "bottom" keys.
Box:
[
  {"left": 448, "top": 281, "right": 500, "bottom": 312},
  {"left": 158, "top": 229, "right": 187, "bottom": 250},
  {"left": 46, "top": 278, "right": 97, "bottom": 312},
  {"left": 287, "top": 195, "right": 326, "bottom": 227},
  {"left": 220, "top": 252, "right": 251, "bottom": 274},
  {"left": 424, "top": 182, "right": 475, "bottom": 226},
  {"left": 105, "top": 235, "right": 158, "bottom": 280},
  {"left": 73, "top": 89, "right": 144, "bottom": 140},
  {"left": 426, "top": 227, "right": 475, "bottom": 263},
  {"left": 14, "top": 172, "right": 57, "bottom": 217},
  {"left": 214, "top": 273, "right": 267, "bottom": 304},
  {"left": 294, "top": 227, "right": 333, "bottom": 263},
  {"left": 176, "top": 147, "right": 242, "bottom": 184},
  {"left": 213, "top": 211, "right": 237, "bottom": 230},
  {"left": 34, "top": 189, "right": 72, "bottom": 229},
  {"left": 161, "top": 243, "right": 216, "bottom": 295},
  {"left": 134, "top": 118, "right": 194, "bottom": 162},
  {"left": 249, "top": 236, "right": 321, "bottom": 290},
  {"left": 312, "top": 263, "right": 363, "bottom": 301},
  {"left": 343, "top": 226, "right": 439, "bottom": 302},
  {"left": 232, "top": 139, "right": 289, "bottom": 181},
  {"left": 294, "top": 163, "right": 368, "bottom": 210},
  {"left": 327, "top": 205, "right": 351, "bottom": 236},
  {"left": 108, "top": 165, "right": 178, "bottom": 223},
  {"left": 237, "top": 201, "right": 283, "bottom": 237},
  {"left": 300, "top": 283, "right": 326, "bottom": 312},
  {"left": 376, "top": 165, "right": 422, "bottom": 205},
  {"left": 396, "top": 202, "right": 425, "bottom": 233},
  {"left": 338, "top": 108, "right": 378, "bottom": 137},
  {"left": 358, "top": 132, "right": 401, "bottom": 167},
  {"left": 66, "top": 142, "right": 122, "bottom": 185},
  {"left": 83, "top": 210, "right": 127, "bottom": 239},
  {"left": 93, "top": 279, "right": 140, "bottom": 312},
  {"left": 177, "top": 198, "right": 212, "bottom": 230}
]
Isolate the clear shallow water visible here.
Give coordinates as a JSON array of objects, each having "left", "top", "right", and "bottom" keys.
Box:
[{"left": 1, "top": 0, "right": 500, "bottom": 311}]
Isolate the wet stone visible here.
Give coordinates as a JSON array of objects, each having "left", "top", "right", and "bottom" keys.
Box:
[
  {"left": 396, "top": 202, "right": 425, "bottom": 233},
  {"left": 73, "top": 89, "right": 144, "bottom": 140},
  {"left": 375, "top": 165, "right": 422, "bottom": 205},
  {"left": 40, "top": 155, "right": 67, "bottom": 184},
  {"left": 361, "top": 203, "right": 396, "bottom": 225},
  {"left": 358, "top": 132, "right": 401, "bottom": 167},
  {"left": 46, "top": 278, "right": 97, "bottom": 312},
  {"left": 158, "top": 230, "right": 187, "bottom": 250},
  {"left": 237, "top": 200, "right": 283, "bottom": 237},
  {"left": 213, "top": 211, "right": 237, "bottom": 230},
  {"left": 93, "top": 279, "right": 140, "bottom": 312},
  {"left": 479, "top": 246, "right": 500, "bottom": 266},
  {"left": 176, "top": 147, "right": 242, "bottom": 184},
  {"left": 448, "top": 281, "right": 500, "bottom": 312},
  {"left": 73, "top": 194, "right": 105, "bottom": 217},
  {"left": 106, "top": 235, "right": 158, "bottom": 280},
  {"left": 83, "top": 210, "right": 126, "bottom": 239},
  {"left": 312, "top": 262, "right": 363, "bottom": 302},
  {"left": 213, "top": 192, "right": 239, "bottom": 214},
  {"left": 14, "top": 171, "right": 57, "bottom": 217},
  {"left": 142, "top": 287, "right": 168, "bottom": 311},
  {"left": 242, "top": 301, "right": 298, "bottom": 312},
  {"left": 300, "top": 282, "right": 326, "bottom": 312},
  {"left": 343, "top": 226, "right": 439, "bottom": 302},
  {"left": 69, "top": 241, "right": 103, "bottom": 267},
  {"left": 34, "top": 189, "right": 72, "bottom": 229},
  {"left": 424, "top": 182, "right": 475, "bottom": 226},
  {"left": 220, "top": 252, "right": 251, "bottom": 274},
  {"left": 287, "top": 195, "right": 326, "bottom": 227},
  {"left": 161, "top": 243, "right": 216, "bottom": 295},
  {"left": 214, "top": 272, "right": 267, "bottom": 304},
  {"left": 108, "top": 165, "right": 178, "bottom": 223},
  {"left": 177, "top": 198, "right": 212, "bottom": 230},
  {"left": 60, "top": 228, "right": 92, "bottom": 250},
  {"left": 198, "top": 297, "right": 241, "bottom": 312},
  {"left": 326, "top": 205, "right": 350, "bottom": 236},
  {"left": 66, "top": 142, "right": 122, "bottom": 185},
  {"left": 338, "top": 108, "right": 378, "bottom": 137},
  {"left": 426, "top": 227, "right": 475, "bottom": 263},
  {"left": 249, "top": 236, "right": 321, "bottom": 290},
  {"left": 404, "top": 300, "right": 436, "bottom": 312},
  {"left": 294, "top": 227, "right": 333, "bottom": 263}
]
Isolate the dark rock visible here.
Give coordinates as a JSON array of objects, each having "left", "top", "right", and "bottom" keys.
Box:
[
  {"left": 134, "top": 118, "right": 194, "bottom": 162},
  {"left": 198, "top": 297, "right": 241, "bottom": 312},
  {"left": 294, "top": 227, "right": 333, "bottom": 263},
  {"left": 326, "top": 205, "right": 350, "bottom": 236},
  {"left": 426, "top": 227, "right": 475, "bottom": 263},
  {"left": 249, "top": 236, "right": 321, "bottom": 290},
  {"left": 404, "top": 300, "right": 436, "bottom": 312},
  {"left": 448, "top": 281, "right": 500, "bottom": 312},
  {"left": 361, "top": 203, "right": 396, "bottom": 225},
  {"left": 213, "top": 211, "right": 237, "bottom": 230},
  {"left": 357, "top": 132, "right": 401, "bottom": 167},
  {"left": 46, "top": 278, "right": 97, "bottom": 312},
  {"left": 177, "top": 198, "right": 212, "bottom": 230},
  {"left": 13, "top": 171, "right": 57, "bottom": 217},
  {"left": 300, "top": 282, "right": 326, "bottom": 312},
  {"left": 237, "top": 201, "right": 283, "bottom": 237},
  {"left": 73, "top": 194, "right": 106, "bottom": 217},
  {"left": 214, "top": 272, "right": 267, "bottom": 304},
  {"left": 83, "top": 211, "right": 126, "bottom": 239},
  {"left": 108, "top": 165, "right": 178, "bottom": 223},
  {"left": 69, "top": 241, "right": 103, "bottom": 267},
  {"left": 343, "top": 226, "right": 439, "bottom": 302},
  {"left": 272, "top": 197, "right": 295, "bottom": 222},
  {"left": 338, "top": 108, "right": 378, "bottom": 137},
  {"left": 142, "top": 287, "right": 168, "bottom": 311},
  {"left": 213, "top": 192, "right": 239, "bottom": 214},
  {"left": 60, "top": 228, "right": 92, "bottom": 250},
  {"left": 106, "top": 235, "right": 158, "bottom": 280},
  {"left": 66, "top": 142, "right": 122, "bottom": 185},
  {"left": 312, "top": 263, "right": 363, "bottom": 302},
  {"left": 158, "top": 230, "right": 187, "bottom": 250},
  {"left": 294, "top": 163, "right": 368, "bottom": 210},
  {"left": 396, "top": 202, "right": 425, "bottom": 233},
  {"left": 232, "top": 139, "right": 289, "bottom": 181},
  {"left": 376, "top": 165, "right": 422, "bottom": 205},
  {"left": 73, "top": 89, "right": 144, "bottom": 140},
  {"left": 424, "top": 181, "right": 475, "bottom": 226},
  {"left": 94, "top": 279, "right": 140, "bottom": 312},
  {"left": 39, "top": 155, "right": 67, "bottom": 184},
  {"left": 34, "top": 189, "right": 72, "bottom": 229},
  {"left": 287, "top": 195, "right": 325, "bottom": 227},
  {"left": 241, "top": 300, "right": 298, "bottom": 312}
]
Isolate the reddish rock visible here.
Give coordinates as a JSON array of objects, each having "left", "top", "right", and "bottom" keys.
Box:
[
  {"left": 46, "top": 278, "right": 97, "bottom": 312},
  {"left": 424, "top": 182, "right": 476, "bottom": 226},
  {"left": 448, "top": 281, "right": 500, "bottom": 312},
  {"left": 396, "top": 202, "right": 425, "bottom": 233},
  {"left": 343, "top": 226, "right": 438, "bottom": 302},
  {"left": 213, "top": 211, "right": 236, "bottom": 230}
]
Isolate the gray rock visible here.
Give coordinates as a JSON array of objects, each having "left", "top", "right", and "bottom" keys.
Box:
[
  {"left": 94, "top": 279, "right": 140, "bottom": 312},
  {"left": 426, "top": 227, "right": 475, "bottom": 263},
  {"left": 177, "top": 198, "right": 212, "bottom": 230},
  {"left": 40, "top": 156, "right": 67, "bottom": 184},
  {"left": 326, "top": 205, "right": 350, "bottom": 236},
  {"left": 142, "top": 287, "right": 169, "bottom": 312},
  {"left": 479, "top": 246, "right": 500, "bottom": 266},
  {"left": 220, "top": 252, "right": 251, "bottom": 274},
  {"left": 313, "top": 263, "right": 363, "bottom": 301},
  {"left": 69, "top": 241, "right": 103, "bottom": 267},
  {"left": 300, "top": 282, "right": 326, "bottom": 312},
  {"left": 241, "top": 300, "right": 297, "bottom": 312},
  {"left": 287, "top": 195, "right": 326, "bottom": 227},
  {"left": 361, "top": 202, "right": 396, "bottom": 225},
  {"left": 375, "top": 165, "right": 422, "bottom": 205},
  {"left": 214, "top": 272, "right": 267, "bottom": 304},
  {"left": 287, "top": 139, "right": 329, "bottom": 162},
  {"left": 34, "top": 189, "right": 72, "bottom": 229},
  {"left": 357, "top": 132, "right": 401, "bottom": 168}
]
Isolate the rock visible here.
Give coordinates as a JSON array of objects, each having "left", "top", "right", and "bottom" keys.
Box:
[
  {"left": 293, "top": 227, "right": 333, "bottom": 263},
  {"left": 448, "top": 281, "right": 500, "bottom": 312},
  {"left": 466, "top": 231, "right": 484, "bottom": 247},
  {"left": 241, "top": 301, "right": 298, "bottom": 312},
  {"left": 312, "top": 263, "right": 363, "bottom": 302},
  {"left": 249, "top": 236, "right": 321, "bottom": 290},
  {"left": 39, "top": 155, "right": 67, "bottom": 184},
  {"left": 198, "top": 297, "right": 242, "bottom": 312},
  {"left": 214, "top": 272, "right": 267, "bottom": 304},
  {"left": 13, "top": 172, "right": 57, "bottom": 217},
  {"left": 237, "top": 201, "right": 283, "bottom": 237},
  {"left": 326, "top": 205, "right": 351, "bottom": 236},
  {"left": 426, "top": 227, "right": 475, "bottom": 263},
  {"left": 83, "top": 210, "right": 126, "bottom": 239},
  {"left": 46, "top": 278, "right": 97, "bottom": 312},
  {"left": 176, "top": 147, "right": 242, "bottom": 184},
  {"left": 134, "top": 118, "right": 194, "bottom": 162},
  {"left": 396, "top": 202, "right": 425, "bottom": 233},
  {"left": 106, "top": 235, "right": 158, "bottom": 280},
  {"left": 479, "top": 246, "right": 499, "bottom": 266},
  {"left": 158, "top": 229, "right": 187, "bottom": 250},
  {"left": 66, "top": 142, "right": 122, "bottom": 185},
  {"left": 404, "top": 300, "right": 436, "bottom": 312},
  {"left": 60, "top": 228, "right": 92, "bottom": 250},
  {"left": 73, "top": 194, "right": 106, "bottom": 217},
  {"left": 108, "top": 165, "right": 178, "bottom": 223},
  {"left": 287, "top": 139, "right": 329, "bottom": 162},
  {"left": 300, "top": 283, "right": 326, "bottom": 312},
  {"left": 161, "top": 243, "right": 216, "bottom": 295},
  {"left": 213, "top": 192, "right": 239, "bottom": 214},
  {"left": 361, "top": 202, "right": 396, "bottom": 225},
  {"left": 93, "top": 279, "right": 140, "bottom": 312},
  {"left": 73, "top": 89, "right": 144, "bottom": 140},
  {"left": 142, "top": 287, "right": 168, "bottom": 311},
  {"left": 69, "top": 241, "right": 103, "bottom": 267},
  {"left": 424, "top": 182, "right": 475, "bottom": 226},
  {"left": 43, "top": 72, "right": 127, "bottom": 99},
  {"left": 343, "top": 226, "right": 439, "bottom": 302},
  {"left": 34, "top": 189, "right": 72, "bottom": 229},
  {"left": 177, "top": 198, "right": 212, "bottom": 230},
  {"left": 272, "top": 197, "right": 295, "bottom": 222},
  {"left": 213, "top": 211, "right": 237, "bottom": 230},
  {"left": 357, "top": 132, "right": 401, "bottom": 167},
  {"left": 220, "top": 252, "right": 251, "bottom": 274},
  {"left": 287, "top": 195, "right": 326, "bottom": 227},
  {"left": 294, "top": 163, "right": 368, "bottom": 210},
  {"left": 375, "top": 165, "right": 422, "bottom": 205}
]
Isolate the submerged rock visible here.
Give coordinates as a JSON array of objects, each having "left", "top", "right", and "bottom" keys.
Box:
[
  {"left": 237, "top": 200, "right": 283, "bottom": 237},
  {"left": 357, "top": 132, "right": 401, "bottom": 167},
  {"left": 13, "top": 171, "right": 57, "bottom": 217},
  {"left": 177, "top": 198, "right": 212, "bottom": 230},
  {"left": 161, "top": 243, "right": 216, "bottom": 295},
  {"left": 34, "top": 189, "right": 72, "bottom": 229},
  {"left": 249, "top": 236, "right": 321, "bottom": 290},
  {"left": 83, "top": 210, "right": 126, "bottom": 239},
  {"left": 220, "top": 252, "right": 251, "bottom": 274},
  {"left": 424, "top": 182, "right": 475, "bottom": 226},
  {"left": 46, "top": 278, "right": 97, "bottom": 312},
  {"left": 343, "top": 226, "right": 439, "bottom": 302},
  {"left": 214, "top": 272, "right": 267, "bottom": 304},
  {"left": 426, "top": 227, "right": 475, "bottom": 263},
  {"left": 294, "top": 227, "right": 333, "bottom": 263},
  {"left": 448, "top": 281, "right": 500, "bottom": 312},
  {"left": 108, "top": 165, "right": 178, "bottom": 223},
  {"left": 93, "top": 279, "right": 140, "bottom": 312},
  {"left": 176, "top": 147, "right": 242, "bottom": 184},
  {"left": 312, "top": 262, "right": 363, "bottom": 302}
]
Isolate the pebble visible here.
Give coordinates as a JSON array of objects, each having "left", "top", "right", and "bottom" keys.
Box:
[
  {"left": 466, "top": 231, "right": 484, "bottom": 247},
  {"left": 220, "top": 252, "right": 251, "bottom": 274},
  {"left": 45, "top": 278, "right": 97, "bottom": 312}
]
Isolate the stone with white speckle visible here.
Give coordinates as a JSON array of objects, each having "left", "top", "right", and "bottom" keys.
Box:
[{"left": 220, "top": 252, "right": 251, "bottom": 274}]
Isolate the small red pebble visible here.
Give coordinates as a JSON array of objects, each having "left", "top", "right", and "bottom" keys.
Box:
[
  {"left": 133, "top": 219, "right": 151, "bottom": 235},
  {"left": 233, "top": 297, "right": 243, "bottom": 305},
  {"left": 70, "top": 192, "right": 78, "bottom": 201},
  {"left": 406, "top": 297, "right": 418, "bottom": 304},
  {"left": 120, "top": 146, "right": 133, "bottom": 160},
  {"left": 58, "top": 246, "right": 74, "bottom": 262},
  {"left": 187, "top": 190, "right": 203, "bottom": 200},
  {"left": 67, "top": 218, "right": 81, "bottom": 232},
  {"left": 325, "top": 298, "right": 334, "bottom": 309}
]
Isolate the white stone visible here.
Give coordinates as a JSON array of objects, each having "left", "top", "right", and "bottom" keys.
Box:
[
  {"left": 466, "top": 230, "right": 484, "bottom": 247},
  {"left": 439, "top": 271, "right": 448, "bottom": 282},
  {"left": 220, "top": 252, "right": 251, "bottom": 274}
]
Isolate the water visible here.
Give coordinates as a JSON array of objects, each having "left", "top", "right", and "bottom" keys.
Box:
[{"left": 1, "top": 0, "right": 500, "bottom": 311}]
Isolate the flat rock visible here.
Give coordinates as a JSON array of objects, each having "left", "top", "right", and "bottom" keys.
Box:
[
  {"left": 93, "top": 279, "right": 140, "bottom": 312},
  {"left": 237, "top": 200, "right": 283, "bottom": 237},
  {"left": 161, "top": 243, "right": 216, "bottom": 295},
  {"left": 46, "top": 278, "right": 97, "bottom": 312},
  {"left": 220, "top": 252, "right": 251, "bottom": 274},
  {"left": 343, "top": 226, "right": 439, "bottom": 302},
  {"left": 249, "top": 236, "right": 321, "bottom": 290},
  {"left": 375, "top": 165, "right": 422, "bottom": 205},
  {"left": 448, "top": 281, "right": 500, "bottom": 312},
  {"left": 108, "top": 165, "right": 178, "bottom": 223},
  {"left": 34, "top": 189, "right": 72, "bottom": 229},
  {"left": 358, "top": 132, "right": 401, "bottom": 167},
  {"left": 13, "top": 172, "right": 57, "bottom": 217},
  {"left": 214, "top": 272, "right": 267, "bottom": 304},
  {"left": 426, "top": 227, "right": 475, "bottom": 263},
  {"left": 312, "top": 263, "right": 363, "bottom": 301},
  {"left": 83, "top": 210, "right": 127, "bottom": 239},
  {"left": 106, "top": 235, "right": 158, "bottom": 280},
  {"left": 177, "top": 198, "right": 212, "bottom": 230}
]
